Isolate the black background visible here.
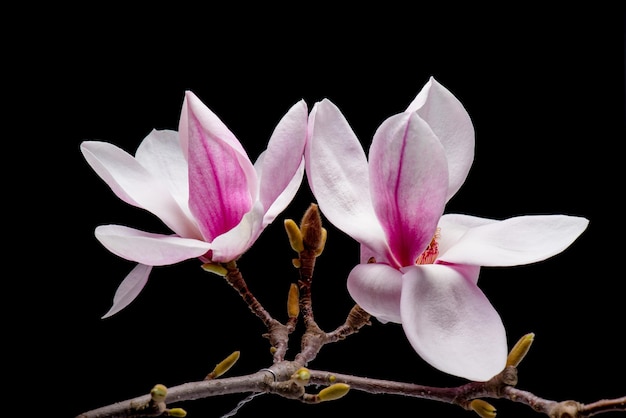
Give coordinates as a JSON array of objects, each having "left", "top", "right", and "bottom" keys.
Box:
[{"left": 14, "top": 7, "right": 625, "bottom": 418}]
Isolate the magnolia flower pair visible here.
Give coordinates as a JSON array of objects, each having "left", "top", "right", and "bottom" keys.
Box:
[{"left": 81, "top": 77, "right": 588, "bottom": 382}]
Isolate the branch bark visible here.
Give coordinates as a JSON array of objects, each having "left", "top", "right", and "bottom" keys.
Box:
[{"left": 75, "top": 364, "right": 626, "bottom": 418}]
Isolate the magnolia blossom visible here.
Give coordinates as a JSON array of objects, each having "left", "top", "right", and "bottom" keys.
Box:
[
  {"left": 81, "top": 92, "right": 308, "bottom": 318},
  {"left": 305, "top": 77, "right": 589, "bottom": 381}
]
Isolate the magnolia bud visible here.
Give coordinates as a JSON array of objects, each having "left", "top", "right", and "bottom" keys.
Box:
[{"left": 300, "top": 204, "right": 324, "bottom": 252}]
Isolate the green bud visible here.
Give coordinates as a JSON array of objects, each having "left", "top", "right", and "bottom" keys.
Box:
[
  {"left": 284, "top": 219, "right": 304, "bottom": 252},
  {"left": 506, "top": 332, "right": 535, "bottom": 367},
  {"left": 470, "top": 399, "right": 497, "bottom": 418},
  {"left": 150, "top": 384, "right": 167, "bottom": 402},
  {"left": 291, "top": 367, "right": 311, "bottom": 386},
  {"left": 318, "top": 383, "right": 350, "bottom": 402},
  {"left": 165, "top": 408, "right": 187, "bottom": 417},
  {"left": 207, "top": 351, "right": 240, "bottom": 379},
  {"left": 201, "top": 263, "right": 228, "bottom": 276}
]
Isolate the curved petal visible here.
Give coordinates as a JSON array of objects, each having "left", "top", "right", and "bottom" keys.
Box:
[
  {"left": 80, "top": 141, "right": 199, "bottom": 238},
  {"left": 306, "top": 99, "right": 388, "bottom": 257},
  {"left": 369, "top": 111, "right": 448, "bottom": 267},
  {"left": 437, "top": 213, "right": 499, "bottom": 256},
  {"left": 406, "top": 77, "right": 475, "bottom": 202},
  {"left": 135, "top": 129, "right": 195, "bottom": 222},
  {"left": 101, "top": 263, "right": 153, "bottom": 319},
  {"left": 185, "top": 92, "right": 257, "bottom": 241},
  {"left": 400, "top": 264, "right": 507, "bottom": 381},
  {"left": 210, "top": 201, "right": 265, "bottom": 262},
  {"left": 257, "top": 100, "right": 308, "bottom": 214},
  {"left": 95, "top": 225, "right": 211, "bottom": 266},
  {"left": 260, "top": 156, "right": 305, "bottom": 225},
  {"left": 438, "top": 214, "right": 589, "bottom": 266},
  {"left": 346, "top": 263, "right": 403, "bottom": 324}
]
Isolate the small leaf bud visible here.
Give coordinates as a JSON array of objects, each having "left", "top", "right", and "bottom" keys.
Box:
[
  {"left": 470, "top": 399, "right": 497, "bottom": 418},
  {"left": 506, "top": 332, "right": 535, "bottom": 367},
  {"left": 284, "top": 219, "right": 304, "bottom": 252},
  {"left": 287, "top": 283, "right": 300, "bottom": 318},
  {"left": 201, "top": 263, "right": 228, "bottom": 276},
  {"left": 318, "top": 383, "right": 350, "bottom": 402},
  {"left": 165, "top": 408, "right": 188, "bottom": 417},
  {"left": 150, "top": 384, "right": 168, "bottom": 402},
  {"left": 291, "top": 367, "right": 311, "bottom": 386},
  {"left": 207, "top": 351, "right": 240, "bottom": 379}
]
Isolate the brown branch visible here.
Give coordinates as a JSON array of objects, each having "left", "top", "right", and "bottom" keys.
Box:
[
  {"left": 326, "top": 304, "right": 372, "bottom": 342},
  {"left": 222, "top": 261, "right": 273, "bottom": 327},
  {"left": 76, "top": 364, "right": 626, "bottom": 418}
]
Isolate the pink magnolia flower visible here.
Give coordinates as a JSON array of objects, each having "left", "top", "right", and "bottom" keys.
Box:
[
  {"left": 81, "top": 92, "right": 308, "bottom": 318},
  {"left": 305, "top": 77, "right": 589, "bottom": 381}
]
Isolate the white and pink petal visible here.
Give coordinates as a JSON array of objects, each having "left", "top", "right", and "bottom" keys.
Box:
[
  {"left": 101, "top": 263, "right": 153, "bottom": 319},
  {"left": 95, "top": 225, "right": 211, "bottom": 266},
  {"left": 347, "top": 263, "right": 403, "bottom": 324},
  {"left": 405, "top": 77, "right": 475, "bottom": 203},
  {"left": 399, "top": 264, "right": 506, "bottom": 381},
  {"left": 306, "top": 99, "right": 388, "bottom": 257},
  {"left": 437, "top": 214, "right": 589, "bottom": 267},
  {"left": 81, "top": 141, "right": 198, "bottom": 238},
  {"left": 134, "top": 129, "right": 194, "bottom": 221},
  {"left": 257, "top": 100, "right": 308, "bottom": 215}
]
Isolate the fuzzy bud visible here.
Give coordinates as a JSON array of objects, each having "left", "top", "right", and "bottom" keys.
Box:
[{"left": 300, "top": 204, "right": 324, "bottom": 252}]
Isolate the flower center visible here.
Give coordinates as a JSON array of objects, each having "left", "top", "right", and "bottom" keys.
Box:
[{"left": 415, "top": 228, "right": 440, "bottom": 265}]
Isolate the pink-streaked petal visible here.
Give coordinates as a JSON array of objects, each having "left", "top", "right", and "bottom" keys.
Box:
[
  {"left": 210, "top": 201, "right": 265, "bottom": 262},
  {"left": 438, "top": 214, "right": 589, "bottom": 266},
  {"left": 101, "top": 263, "right": 153, "bottom": 319},
  {"left": 406, "top": 77, "right": 475, "bottom": 202},
  {"left": 80, "top": 141, "right": 199, "bottom": 238},
  {"left": 369, "top": 112, "right": 448, "bottom": 267},
  {"left": 400, "top": 264, "right": 507, "bottom": 381},
  {"left": 95, "top": 225, "right": 211, "bottom": 266},
  {"left": 306, "top": 99, "right": 389, "bottom": 257},
  {"left": 185, "top": 93, "right": 256, "bottom": 242},
  {"left": 257, "top": 100, "right": 308, "bottom": 214},
  {"left": 346, "top": 263, "right": 403, "bottom": 324},
  {"left": 135, "top": 129, "right": 194, "bottom": 221},
  {"left": 178, "top": 91, "right": 248, "bottom": 161}
]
